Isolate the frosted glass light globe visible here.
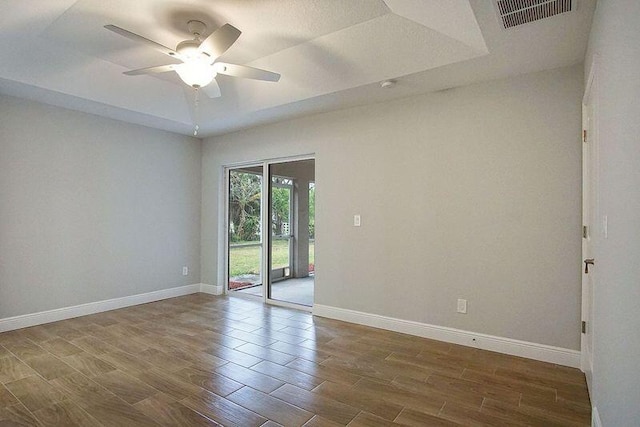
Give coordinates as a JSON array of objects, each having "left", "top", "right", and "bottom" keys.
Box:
[{"left": 176, "top": 59, "right": 216, "bottom": 88}]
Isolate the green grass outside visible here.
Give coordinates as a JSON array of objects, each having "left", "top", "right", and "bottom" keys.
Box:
[{"left": 229, "top": 240, "right": 315, "bottom": 277}]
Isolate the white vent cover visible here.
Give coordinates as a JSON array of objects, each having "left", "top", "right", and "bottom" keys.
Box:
[{"left": 495, "top": 0, "right": 574, "bottom": 29}]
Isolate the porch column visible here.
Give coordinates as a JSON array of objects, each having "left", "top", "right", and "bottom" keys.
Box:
[{"left": 293, "top": 178, "right": 310, "bottom": 277}]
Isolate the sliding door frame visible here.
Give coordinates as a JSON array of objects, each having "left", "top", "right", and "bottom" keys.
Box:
[{"left": 222, "top": 154, "right": 315, "bottom": 311}]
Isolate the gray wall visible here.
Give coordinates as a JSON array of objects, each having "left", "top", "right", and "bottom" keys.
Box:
[
  {"left": 585, "top": 0, "right": 640, "bottom": 424},
  {"left": 0, "top": 95, "right": 202, "bottom": 318},
  {"left": 202, "top": 65, "right": 583, "bottom": 350}
]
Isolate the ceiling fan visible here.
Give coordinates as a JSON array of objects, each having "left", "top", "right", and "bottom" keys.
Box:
[{"left": 104, "top": 20, "right": 281, "bottom": 98}]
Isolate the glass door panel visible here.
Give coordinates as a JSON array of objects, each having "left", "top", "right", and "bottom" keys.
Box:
[
  {"left": 227, "top": 166, "right": 263, "bottom": 297},
  {"left": 268, "top": 160, "right": 315, "bottom": 307}
]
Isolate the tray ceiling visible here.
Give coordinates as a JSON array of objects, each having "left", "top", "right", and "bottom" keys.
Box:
[{"left": 0, "top": 0, "right": 594, "bottom": 136}]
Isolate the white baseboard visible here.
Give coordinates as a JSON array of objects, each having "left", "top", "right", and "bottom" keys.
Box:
[
  {"left": 199, "top": 283, "right": 223, "bottom": 295},
  {"left": 313, "top": 304, "right": 581, "bottom": 368},
  {"left": 0, "top": 284, "right": 202, "bottom": 333},
  {"left": 592, "top": 407, "right": 602, "bottom": 427}
]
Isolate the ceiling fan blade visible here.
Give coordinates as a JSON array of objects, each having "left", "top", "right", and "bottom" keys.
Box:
[
  {"left": 123, "top": 64, "right": 178, "bottom": 76},
  {"left": 214, "top": 62, "right": 280, "bottom": 82},
  {"left": 198, "top": 24, "right": 241, "bottom": 59},
  {"left": 105, "top": 24, "right": 178, "bottom": 58},
  {"left": 201, "top": 79, "right": 222, "bottom": 98}
]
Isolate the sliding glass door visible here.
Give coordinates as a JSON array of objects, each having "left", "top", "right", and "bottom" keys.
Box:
[{"left": 225, "top": 157, "right": 315, "bottom": 308}]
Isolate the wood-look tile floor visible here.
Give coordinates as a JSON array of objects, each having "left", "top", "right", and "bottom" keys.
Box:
[{"left": 0, "top": 294, "right": 591, "bottom": 426}]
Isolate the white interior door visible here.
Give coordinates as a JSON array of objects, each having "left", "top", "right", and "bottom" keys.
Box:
[{"left": 581, "top": 64, "right": 598, "bottom": 391}]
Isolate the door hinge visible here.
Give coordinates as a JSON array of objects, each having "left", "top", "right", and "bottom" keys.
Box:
[
  {"left": 583, "top": 129, "right": 587, "bottom": 142},
  {"left": 582, "top": 321, "right": 587, "bottom": 334},
  {"left": 583, "top": 225, "right": 588, "bottom": 239}
]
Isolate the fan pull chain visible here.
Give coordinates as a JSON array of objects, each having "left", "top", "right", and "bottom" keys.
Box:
[{"left": 193, "top": 88, "right": 200, "bottom": 136}]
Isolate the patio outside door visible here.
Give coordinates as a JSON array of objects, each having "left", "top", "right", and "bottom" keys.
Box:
[{"left": 270, "top": 175, "right": 293, "bottom": 283}]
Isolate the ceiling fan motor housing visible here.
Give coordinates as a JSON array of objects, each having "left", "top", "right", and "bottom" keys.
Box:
[
  {"left": 176, "top": 39, "right": 202, "bottom": 59},
  {"left": 176, "top": 21, "right": 209, "bottom": 60}
]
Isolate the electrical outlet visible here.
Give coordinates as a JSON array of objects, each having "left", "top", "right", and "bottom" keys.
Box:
[
  {"left": 457, "top": 298, "right": 467, "bottom": 314},
  {"left": 182, "top": 266, "right": 188, "bottom": 276},
  {"left": 354, "top": 215, "right": 361, "bottom": 227}
]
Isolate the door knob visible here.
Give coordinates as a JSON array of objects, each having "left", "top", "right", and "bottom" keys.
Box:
[{"left": 584, "top": 258, "right": 595, "bottom": 274}]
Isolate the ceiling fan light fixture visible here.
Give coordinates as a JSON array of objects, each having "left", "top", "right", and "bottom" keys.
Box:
[
  {"left": 175, "top": 60, "right": 216, "bottom": 88},
  {"left": 106, "top": 21, "right": 280, "bottom": 92}
]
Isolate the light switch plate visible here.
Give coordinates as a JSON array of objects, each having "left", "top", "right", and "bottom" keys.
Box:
[
  {"left": 354, "top": 215, "right": 361, "bottom": 227},
  {"left": 457, "top": 298, "right": 467, "bottom": 314}
]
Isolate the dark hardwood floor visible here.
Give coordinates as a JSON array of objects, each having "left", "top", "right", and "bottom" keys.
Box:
[{"left": 0, "top": 294, "right": 591, "bottom": 426}]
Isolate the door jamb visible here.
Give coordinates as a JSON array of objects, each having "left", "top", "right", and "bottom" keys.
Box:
[{"left": 581, "top": 56, "right": 598, "bottom": 393}]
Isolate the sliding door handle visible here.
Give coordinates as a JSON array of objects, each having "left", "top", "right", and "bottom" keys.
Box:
[{"left": 584, "top": 258, "right": 595, "bottom": 274}]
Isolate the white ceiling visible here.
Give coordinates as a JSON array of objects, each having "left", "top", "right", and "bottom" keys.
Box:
[{"left": 0, "top": 0, "right": 595, "bottom": 137}]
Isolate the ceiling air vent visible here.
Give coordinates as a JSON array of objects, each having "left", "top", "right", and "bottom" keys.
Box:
[{"left": 495, "top": 0, "right": 574, "bottom": 29}]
